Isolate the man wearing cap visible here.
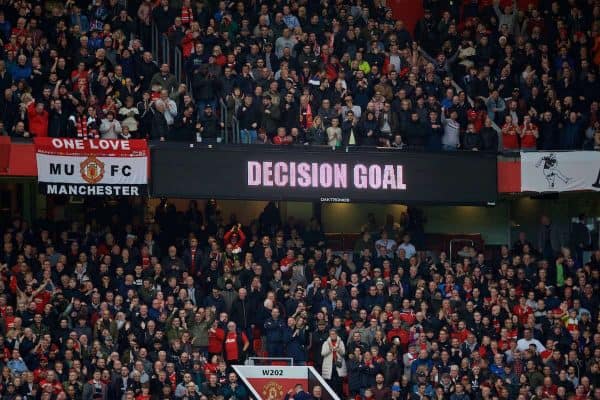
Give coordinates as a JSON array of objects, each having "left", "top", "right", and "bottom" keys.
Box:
[
  {"left": 198, "top": 103, "right": 222, "bottom": 142},
  {"left": 412, "top": 371, "right": 434, "bottom": 398},
  {"left": 311, "top": 320, "right": 329, "bottom": 368}
]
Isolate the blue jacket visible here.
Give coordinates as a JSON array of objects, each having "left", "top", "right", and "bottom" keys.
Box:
[
  {"left": 362, "top": 294, "right": 385, "bottom": 312},
  {"left": 283, "top": 327, "right": 307, "bottom": 362},
  {"left": 347, "top": 359, "right": 370, "bottom": 392},
  {"left": 489, "top": 363, "right": 506, "bottom": 378},
  {"left": 204, "top": 295, "right": 226, "bottom": 315},
  {"left": 411, "top": 358, "right": 433, "bottom": 376},
  {"left": 560, "top": 119, "right": 583, "bottom": 149},
  {"left": 8, "top": 358, "right": 28, "bottom": 374},
  {"left": 264, "top": 317, "right": 286, "bottom": 344},
  {"left": 10, "top": 64, "right": 31, "bottom": 82},
  {"left": 219, "top": 383, "right": 248, "bottom": 400}
]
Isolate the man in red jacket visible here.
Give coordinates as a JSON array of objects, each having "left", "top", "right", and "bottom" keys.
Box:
[
  {"left": 27, "top": 100, "right": 49, "bottom": 137},
  {"left": 386, "top": 318, "right": 409, "bottom": 351}
]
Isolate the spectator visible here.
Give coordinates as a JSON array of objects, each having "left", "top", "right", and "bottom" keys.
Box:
[
  {"left": 237, "top": 95, "right": 260, "bottom": 144},
  {"left": 264, "top": 307, "right": 285, "bottom": 357},
  {"left": 561, "top": 112, "right": 584, "bottom": 150},
  {"left": 99, "top": 111, "right": 122, "bottom": 139},
  {"left": 463, "top": 123, "right": 482, "bottom": 151},
  {"left": 198, "top": 104, "right": 220, "bottom": 142},
  {"left": 361, "top": 111, "right": 380, "bottom": 146},
  {"left": 48, "top": 99, "right": 69, "bottom": 138},
  {"left": 273, "top": 127, "right": 292, "bottom": 145},
  {"left": 440, "top": 107, "right": 460, "bottom": 151},
  {"left": 404, "top": 111, "right": 426, "bottom": 148},
  {"left": 486, "top": 91, "right": 506, "bottom": 126},
  {"left": 321, "top": 329, "right": 347, "bottom": 394},
  {"left": 260, "top": 95, "right": 281, "bottom": 137},
  {"left": 501, "top": 115, "right": 519, "bottom": 151},
  {"left": 158, "top": 90, "right": 178, "bottom": 129},
  {"left": 479, "top": 117, "right": 499, "bottom": 152},
  {"left": 119, "top": 96, "right": 140, "bottom": 138},
  {"left": 327, "top": 117, "right": 343, "bottom": 148},
  {"left": 283, "top": 317, "right": 308, "bottom": 365},
  {"left": 151, "top": 100, "right": 169, "bottom": 141},
  {"left": 172, "top": 105, "right": 197, "bottom": 142},
  {"left": 223, "top": 321, "right": 249, "bottom": 365},
  {"left": 519, "top": 115, "right": 539, "bottom": 150},
  {"left": 305, "top": 115, "right": 326, "bottom": 145}
]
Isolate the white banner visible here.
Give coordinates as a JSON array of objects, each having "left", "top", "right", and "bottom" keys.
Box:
[
  {"left": 521, "top": 151, "right": 600, "bottom": 192},
  {"left": 35, "top": 138, "right": 148, "bottom": 196},
  {"left": 36, "top": 154, "right": 147, "bottom": 184}
]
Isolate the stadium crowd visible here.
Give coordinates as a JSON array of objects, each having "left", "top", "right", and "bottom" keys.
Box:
[
  {"left": 0, "top": 199, "right": 598, "bottom": 400},
  {"left": 0, "top": 0, "right": 599, "bottom": 150}
]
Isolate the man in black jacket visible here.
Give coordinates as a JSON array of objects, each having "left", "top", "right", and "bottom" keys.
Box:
[
  {"left": 260, "top": 95, "right": 281, "bottom": 137},
  {"left": 135, "top": 51, "right": 159, "bottom": 91},
  {"left": 172, "top": 105, "right": 196, "bottom": 142},
  {"left": 480, "top": 117, "right": 499, "bottom": 152},
  {"left": 150, "top": 100, "right": 169, "bottom": 141},
  {"left": 463, "top": 123, "right": 482, "bottom": 151},
  {"left": 571, "top": 214, "right": 591, "bottom": 266},
  {"left": 199, "top": 104, "right": 221, "bottom": 142},
  {"left": 404, "top": 112, "right": 426, "bottom": 149},
  {"left": 537, "top": 111, "right": 559, "bottom": 150},
  {"left": 341, "top": 111, "right": 363, "bottom": 146},
  {"left": 192, "top": 70, "right": 219, "bottom": 114},
  {"left": 48, "top": 99, "right": 69, "bottom": 137},
  {"left": 237, "top": 95, "right": 260, "bottom": 144}
]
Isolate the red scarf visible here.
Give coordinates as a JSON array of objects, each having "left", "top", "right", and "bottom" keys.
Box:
[
  {"left": 181, "top": 7, "right": 194, "bottom": 25},
  {"left": 331, "top": 339, "right": 337, "bottom": 362},
  {"left": 301, "top": 103, "right": 313, "bottom": 129},
  {"left": 76, "top": 116, "right": 99, "bottom": 139}
]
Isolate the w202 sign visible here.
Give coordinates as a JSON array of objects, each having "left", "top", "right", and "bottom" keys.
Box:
[
  {"left": 521, "top": 151, "right": 600, "bottom": 193},
  {"left": 35, "top": 138, "right": 149, "bottom": 196}
]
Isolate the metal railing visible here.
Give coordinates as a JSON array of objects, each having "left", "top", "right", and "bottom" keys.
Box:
[
  {"left": 151, "top": 25, "right": 159, "bottom": 62},
  {"left": 161, "top": 34, "right": 170, "bottom": 66},
  {"left": 173, "top": 46, "right": 182, "bottom": 83},
  {"left": 219, "top": 97, "right": 228, "bottom": 143},
  {"left": 231, "top": 115, "right": 240, "bottom": 144},
  {"left": 449, "top": 238, "right": 475, "bottom": 265}
]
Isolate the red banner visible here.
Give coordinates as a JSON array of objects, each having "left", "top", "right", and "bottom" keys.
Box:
[
  {"left": 34, "top": 138, "right": 148, "bottom": 157},
  {"left": 0, "top": 136, "right": 9, "bottom": 173}
]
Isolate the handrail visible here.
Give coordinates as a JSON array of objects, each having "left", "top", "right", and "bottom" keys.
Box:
[
  {"left": 161, "top": 34, "right": 170, "bottom": 66},
  {"left": 231, "top": 115, "right": 240, "bottom": 144},
  {"left": 173, "top": 46, "right": 182, "bottom": 83},
  {"left": 151, "top": 25, "right": 159, "bottom": 61},
  {"left": 219, "top": 97, "right": 228, "bottom": 143}
]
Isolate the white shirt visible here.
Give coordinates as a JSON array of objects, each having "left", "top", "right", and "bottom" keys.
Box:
[
  {"left": 516, "top": 338, "right": 546, "bottom": 352},
  {"left": 398, "top": 242, "right": 417, "bottom": 259},
  {"left": 375, "top": 238, "right": 396, "bottom": 257},
  {"left": 163, "top": 99, "right": 178, "bottom": 126}
]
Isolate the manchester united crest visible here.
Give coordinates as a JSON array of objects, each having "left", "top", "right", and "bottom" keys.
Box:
[
  {"left": 80, "top": 156, "right": 105, "bottom": 184},
  {"left": 262, "top": 381, "right": 284, "bottom": 400}
]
